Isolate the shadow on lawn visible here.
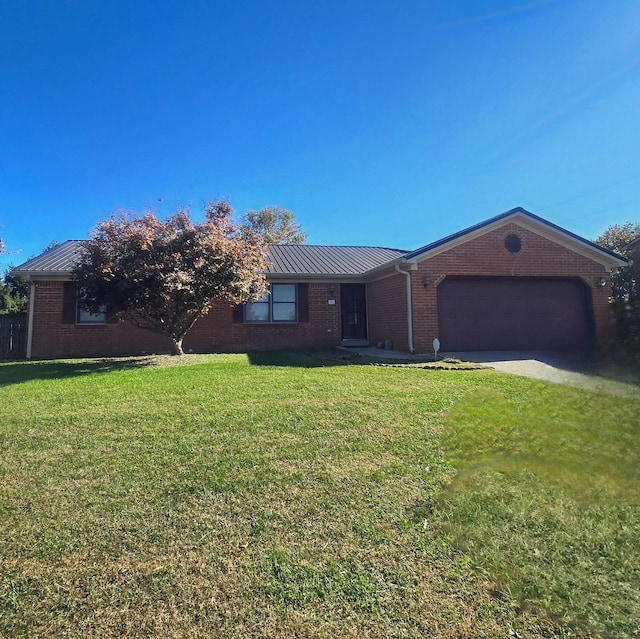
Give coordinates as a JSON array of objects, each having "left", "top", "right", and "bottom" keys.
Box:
[
  {"left": 0, "top": 351, "right": 364, "bottom": 385},
  {"left": 247, "top": 350, "right": 371, "bottom": 368},
  {"left": 0, "top": 357, "right": 158, "bottom": 387}
]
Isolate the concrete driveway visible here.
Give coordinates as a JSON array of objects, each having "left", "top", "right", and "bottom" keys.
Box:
[{"left": 349, "top": 347, "right": 640, "bottom": 398}]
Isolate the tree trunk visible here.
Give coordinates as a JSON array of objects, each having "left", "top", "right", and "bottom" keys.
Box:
[{"left": 171, "top": 337, "right": 184, "bottom": 355}]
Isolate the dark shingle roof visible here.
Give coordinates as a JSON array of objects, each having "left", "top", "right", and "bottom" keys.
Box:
[{"left": 12, "top": 240, "right": 406, "bottom": 278}]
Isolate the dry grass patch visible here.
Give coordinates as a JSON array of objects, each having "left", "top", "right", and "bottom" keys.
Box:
[{"left": 371, "top": 357, "right": 489, "bottom": 371}]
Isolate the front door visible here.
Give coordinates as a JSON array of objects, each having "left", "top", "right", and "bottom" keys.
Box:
[{"left": 341, "top": 284, "right": 367, "bottom": 340}]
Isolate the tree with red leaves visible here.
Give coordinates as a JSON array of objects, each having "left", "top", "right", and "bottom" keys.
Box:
[{"left": 73, "top": 201, "right": 268, "bottom": 355}]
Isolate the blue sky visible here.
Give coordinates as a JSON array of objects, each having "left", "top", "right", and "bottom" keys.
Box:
[{"left": 1, "top": 0, "right": 639, "bottom": 272}]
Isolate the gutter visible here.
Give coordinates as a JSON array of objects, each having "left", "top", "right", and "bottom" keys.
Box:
[
  {"left": 26, "top": 280, "right": 35, "bottom": 360},
  {"left": 362, "top": 254, "right": 407, "bottom": 279},
  {"left": 394, "top": 264, "right": 414, "bottom": 354},
  {"left": 9, "top": 270, "right": 72, "bottom": 279}
]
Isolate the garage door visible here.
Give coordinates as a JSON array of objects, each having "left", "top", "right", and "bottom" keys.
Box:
[{"left": 437, "top": 277, "right": 594, "bottom": 352}]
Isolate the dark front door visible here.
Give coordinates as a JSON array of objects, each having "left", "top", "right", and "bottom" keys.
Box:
[{"left": 341, "top": 284, "right": 367, "bottom": 340}]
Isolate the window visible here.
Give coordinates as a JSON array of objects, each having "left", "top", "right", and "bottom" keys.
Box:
[
  {"left": 245, "top": 284, "right": 297, "bottom": 322},
  {"left": 62, "top": 282, "right": 107, "bottom": 325},
  {"left": 77, "top": 288, "right": 106, "bottom": 324},
  {"left": 504, "top": 234, "right": 522, "bottom": 253},
  {"left": 77, "top": 305, "right": 106, "bottom": 324}
]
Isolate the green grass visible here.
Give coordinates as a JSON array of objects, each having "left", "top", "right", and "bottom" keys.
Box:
[{"left": 0, "top": 351, "right": 638, "bottom": 638}]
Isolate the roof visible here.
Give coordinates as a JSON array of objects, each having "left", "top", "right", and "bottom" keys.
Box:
[
  {"left": 11, "top": 207, "right": 627, "bottom": 279},
  {"left": 12, "top": 240, "right": 84, "bottom": 277},
  {"left": 11, "top": 240, "right": 407, "bottom": 279},
  {"left": 266, "top": 245, "right": 406, "bottom": 276},
  {"left": 623, "top": 235, "right": 640, "bottom": 251}
]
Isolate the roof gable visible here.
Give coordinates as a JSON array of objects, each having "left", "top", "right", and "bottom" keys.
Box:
[{"left": 402, "top": 207, "right": 627, "bottom": 270}]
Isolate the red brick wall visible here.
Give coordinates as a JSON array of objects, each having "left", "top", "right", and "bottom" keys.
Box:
[
  {"left": 29, "top": 281, "right": 342, "bottom": 359},
  {"left": 407, "top": 222, "right": 612, "bottom": 353},
  {"left": 30, "top": 281, "right": 172, "bottom": 358},
  {"left": 184, "top": 283, "right": 341, "bottom": 353},
  {"left": 367, "top": 273, "right": 408, "bottom": 351}
]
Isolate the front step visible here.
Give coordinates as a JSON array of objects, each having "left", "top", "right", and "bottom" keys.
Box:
[{"left": 340, "top": 339, "right": 369, "bottom": 347}]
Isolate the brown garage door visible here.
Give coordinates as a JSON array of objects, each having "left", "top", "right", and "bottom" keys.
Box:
[{"left": 437, "top": 277, "right": 595, "bottom": 352}]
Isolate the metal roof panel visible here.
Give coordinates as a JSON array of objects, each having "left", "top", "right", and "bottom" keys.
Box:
[{"left": 11, "top": 241, "right": 407, "bottom": 278}]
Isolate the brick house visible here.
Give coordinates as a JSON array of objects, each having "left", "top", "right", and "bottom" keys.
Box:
[{"left": 12, "top": 207, "right": 627, "bottom": 359}]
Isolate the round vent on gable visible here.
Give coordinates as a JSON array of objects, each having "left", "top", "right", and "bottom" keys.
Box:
[{"left": 504, "top": 234, "right": 522, "bottom": 253}]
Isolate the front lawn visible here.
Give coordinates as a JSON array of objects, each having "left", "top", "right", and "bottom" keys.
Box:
[{"left": 0, "top": 351, "right": 638, "bottom": 638}]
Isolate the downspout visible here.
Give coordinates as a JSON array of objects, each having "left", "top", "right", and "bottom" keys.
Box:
[
  {"left": 26, "top": 280, "right": 35, "bottom": 359},
  {"left": 395, "top": 264, "right": 414, "bottom": 354}
]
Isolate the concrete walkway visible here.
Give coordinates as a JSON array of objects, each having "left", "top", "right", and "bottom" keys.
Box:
[{"left": 346, "top": 347, "right": 640, "bottom": 399}]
